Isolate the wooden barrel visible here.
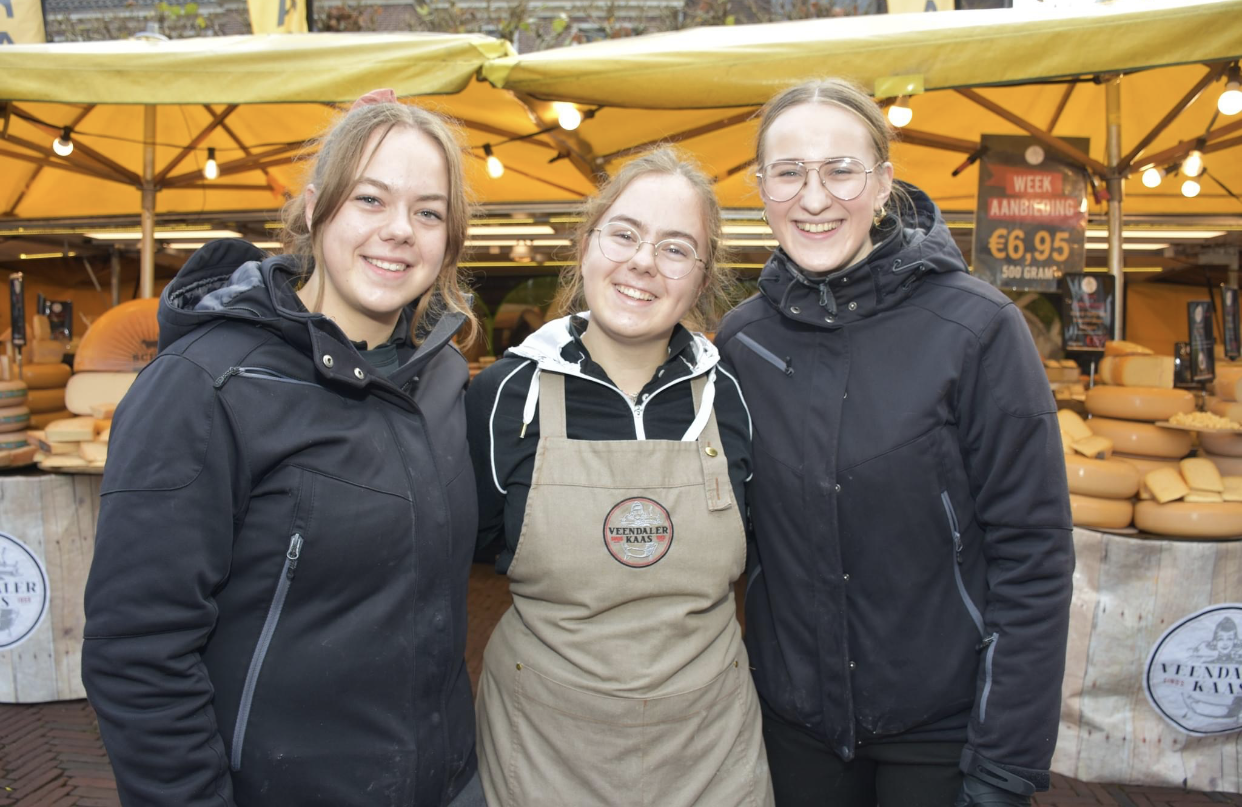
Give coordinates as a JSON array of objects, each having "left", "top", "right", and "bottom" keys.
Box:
[
  {"left": 0, "top": 472, "right": 101, "bottom": 703},
  {"left": 1053, "top": 527, "right": 1242, "bottom": 793}
]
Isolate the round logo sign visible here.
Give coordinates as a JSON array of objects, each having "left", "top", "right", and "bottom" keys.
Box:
[
  {"left": 0, "top": 532, "right": 50, "bottom": 651},
  {"left": 602, "top": 497, "right": 674, "bottom": 568},
  {"left": 1144, "top": 603, "right": 1242, "bottom": 737}
]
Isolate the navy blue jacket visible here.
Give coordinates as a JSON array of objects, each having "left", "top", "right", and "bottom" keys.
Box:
[
  {"left": 82, "top": 240, "right": 478, "bottom": 807},
  {"left": 715, "top": 187, "right": 1073, "bottom": 792}
]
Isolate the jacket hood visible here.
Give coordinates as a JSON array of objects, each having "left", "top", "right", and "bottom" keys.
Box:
[
  {"left": 758, "top": 182, "right": 968, "bottom": 330},
  {"left": 509, "top": 312, "right": 721, "bottom": 379}
]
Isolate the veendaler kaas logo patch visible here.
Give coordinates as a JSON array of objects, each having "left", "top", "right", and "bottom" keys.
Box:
[
  {"left": 0, "top": 532, "right": 50, "bottom": 652},
  {"left": 603, "top": 498, "right": 673, "bottom": 568},
  {"left": 1144, "top": 603, "right": 1242, "bottom": 737}
]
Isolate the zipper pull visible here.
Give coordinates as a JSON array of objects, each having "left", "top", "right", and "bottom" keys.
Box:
[
  {"left": 953, "top": 531, "right": 963, "bottom": 564},
  {"left": 976, "top": 633, "right": 996, "bottom": 652},
  {"left": 214, "top": 367, "right": 242, "bottom": 389},
  {"left": 286, "top": 534, "right": 303, "bottom": 580}
]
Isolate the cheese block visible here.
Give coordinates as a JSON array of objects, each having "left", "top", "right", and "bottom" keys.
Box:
[
  {"left": 1083, "top": 386, "right": 1195, "bottom": 422},
  {"left": 38, "top": 454, "right": 89, "bottom": 469},
  {"left": 1064, "top": 455, "right": 1140, "bottom": 499},
  {"left": 1223, "top": 476, "right": 1242, "bottom": 502},
  {"left": 1197, "top": 431, "right": 1242, "bottom": 457},
  {"left": 1145, "top": 467, "right": 1190, "bottom": 503},
  {"left": 1069, "top": 494, "right": 1134, "bottom": 529},
  {"left": 19, "top": 362, "right": 71, "bottom": 390},
  {"left": 78, "top": 441, "right": 108, "bottom": 463},
  {"left": 1058, "top": 410, "right": 1093, "bottom": 442},
  {"left": 25, "top": 386, "right": 67, "bottom": 414},
  {"left": 32, "top": 314, "right": 52, "bottom": 341},
  {"left": 45, "top": 416, "right": 96, "bottom": 443},
  {"left": 1180, "top": 457, "right": 1224, "bottom": 492},
  {"left": 1045, "top": 366, "right": 1079, "bottom": 383},
  {"left": 97, "top": 424, "right": 111, "bottom": 444},
  {"left": 1072, "top": 434, "right": 1114, "bottom": 459},
  {"left": 1200, "top": 451, "right": 1242, "bottom": 477},
  {"left": 65, "top": 372, "right": 137, "bottom": 417},
  {"left": 28, "top": 430, "right": 78, "bottom": 455},
  {"left": 1099, "top": 355, "right": 1174, "bottom": 388},
  {"left": 0, "top": 405, "right": 30, "bottom": 433},
  {"left": 0, "top": 379, "right": 28, "bottom": 408},
  {"left": 29, "top": 409, "right": 73, "bottom": 430},
  {"left": 1112, "top": 453, "right": 1183, "bottom": 475},
  {"left": 1104, "top": 339, "right": 1155, "bottom": 357},
  {"left": 1086, "top": 417, "right": 1192, "bottom": 459},
  {"left": 1060, "top": 430, "right": 1075, "bottom": 454},
  {"left": 1134, "top": 500, "right": 1242, "bottom": 539},
  {"left": 1214, "top": 366, "right": 1242, "bottom": 402},
  {"left": 29, "top": 339, "right": 66, "bottom": 365},
  {"left": 1185, "top": 490, "right": 1225, "bottom": 503},
  {"left": 90, "top": 402, "right": 117, "bottom": 419},
  {"left": 0, "top": 430, "right": 28, "bottom": 451}
]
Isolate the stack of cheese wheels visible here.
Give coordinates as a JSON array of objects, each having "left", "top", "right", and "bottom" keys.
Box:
[
  {"left": 1132, "top": 457, "right": 1242, "bottom": 538},
  {"left": 1058, "top": 409, "right": 1139, "bottom": 529},
  {"left": 0, "top": 377, "right": 30, "bottom": 440},
  {"left": 19, "top": 361, "right": 73, "bottom": 429}
]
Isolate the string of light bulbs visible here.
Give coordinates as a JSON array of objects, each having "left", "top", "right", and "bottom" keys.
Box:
[{"left": 476, "top": 104, "right": 598, "bottom": 180}]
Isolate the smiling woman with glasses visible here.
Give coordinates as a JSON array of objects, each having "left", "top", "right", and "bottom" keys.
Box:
[
  {"left": 466, "top": 147, "right": 774, "bottom": 807},
  {"left": 715, "top": 78, "right": 1074, "bottom": 807}
]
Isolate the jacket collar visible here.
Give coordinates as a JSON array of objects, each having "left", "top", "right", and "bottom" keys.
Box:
[{"left": 758, "top": 183, "right": 967, "bottom": 330}]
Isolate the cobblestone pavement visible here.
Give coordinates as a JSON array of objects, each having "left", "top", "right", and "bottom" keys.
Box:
[{"left": 2, "top": 564, "right": 1239, "bottom": 807}]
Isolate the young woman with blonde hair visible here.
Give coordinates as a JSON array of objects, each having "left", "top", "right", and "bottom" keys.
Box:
[
  {"left": 715, "top": 78, "right": 1073, "bottom": 807},
  {"left": 468, "top": 147, "right": 774, "bottom": 807},
  {"left": 83, "top": 95, "right": 485, "bottom": 806}
]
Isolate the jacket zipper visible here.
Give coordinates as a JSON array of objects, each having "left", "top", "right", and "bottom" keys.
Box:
[
  {"left": 734, "top": 332, "right": 794, "bottom": 376},
  {"left": 561, "top": 366, "right": 712, "bottom": 440},
  {"left": 940, "top": 491, "right": 1000, "bottom": 722},
  {"left": 231, "top": 533, "right": 303, "bottom": 771},
  {"left": 214, "top": 366, "right": 323, "bottom": 390}
]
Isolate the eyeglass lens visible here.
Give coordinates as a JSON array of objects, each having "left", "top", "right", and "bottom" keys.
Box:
[
  {"left": 597, "top": 223, "right": 699, "bottom": 279},
  {"left": 761, "top": 159, "right": 869, "bottom": 203}
]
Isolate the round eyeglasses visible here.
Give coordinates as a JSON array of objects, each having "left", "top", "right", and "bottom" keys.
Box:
[
  {"left": 756, "top": 158, "right": 881, "bottom": 204},
  {"left": 593, "top": 222, "right": 705, "bottom": 280}
]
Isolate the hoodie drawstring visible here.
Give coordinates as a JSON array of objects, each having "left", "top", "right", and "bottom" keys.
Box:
[
  {"left": 520, "top": 368, "right": 541, "bottom": 438},
  {"left": 680, "top": 369, "right": 716, "bottom": 442}
]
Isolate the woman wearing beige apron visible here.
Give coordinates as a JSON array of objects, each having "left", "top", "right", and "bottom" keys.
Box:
[{"left": 466, "top": 148, "right": 774, "bottom": 807}]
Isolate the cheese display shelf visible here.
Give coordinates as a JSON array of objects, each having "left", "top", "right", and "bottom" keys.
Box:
[
  {"left": 1053, "top": 527, "right": 1242, "bottom": 793},
  {"left": 0, "top": 470, "right": 101, "bottom": 703}
]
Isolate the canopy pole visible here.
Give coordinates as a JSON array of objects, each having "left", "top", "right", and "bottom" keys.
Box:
[
  {"left": 1106, "top": 77, "right": 1124, "bottom": 340},
  {"left": 140, "top": 105, "right": 156, "bottom": 299},
  {"left": 110, "top": 248, "right": 121, "bottom": 307}
]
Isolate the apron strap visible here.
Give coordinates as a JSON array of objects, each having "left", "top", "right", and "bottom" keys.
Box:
[
  {"left": 690, "top": 372, "right": 734, "bottom": 513},
  {"left": 536, "top": 371, "right": 568, "bottom": 439}
]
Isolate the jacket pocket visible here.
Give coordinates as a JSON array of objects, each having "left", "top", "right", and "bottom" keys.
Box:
[
  {"left": 231, "top": 533, "right": 303, "bottom": 771},
  {"left": 940, "top": 490, "right": 1000, "bottom": 722},
  {"left": 214, "top": 366, "right": 323, "bottom": 390},
  {"left": 734, "top": 333, "right": 794, "bottom": 376}
]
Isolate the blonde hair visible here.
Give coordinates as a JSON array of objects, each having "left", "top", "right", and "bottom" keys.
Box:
[
  {"left": 755, "top": 77, "right": 911, "bottom": 218},
  {"left": 552, "top": 147, "right": 736, "bottom": 331},
  {"left": 281, "top": 102, "right": 478, "bottom": 346}
]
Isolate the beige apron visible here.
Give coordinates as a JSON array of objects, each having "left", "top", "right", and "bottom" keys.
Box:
[{"left": 477, "top": 371, "right": 773, "bottom": 807}]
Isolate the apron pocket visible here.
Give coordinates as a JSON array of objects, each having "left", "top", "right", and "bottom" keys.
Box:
[{"left": 510, "top": 659, "right": 762, "bottom": 807}]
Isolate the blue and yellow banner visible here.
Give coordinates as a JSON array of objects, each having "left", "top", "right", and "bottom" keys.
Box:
[
  {"left": 0, "top": 0, "right": 47, "bottom": 46},
  {"left": 247, "top": 0, "right": 308, "bottom": 34}
]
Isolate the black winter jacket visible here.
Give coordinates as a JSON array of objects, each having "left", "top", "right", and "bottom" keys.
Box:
[
  {"left": 715, "top": 187, "right": 1073, "bottom": 793},
  {"left": 82, "top": 240, "right": 478, "bottom": 807}
]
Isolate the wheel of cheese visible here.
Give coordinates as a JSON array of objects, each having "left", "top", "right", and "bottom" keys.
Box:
[
  {"left": 0, "top": 430, "right": 28, "bottom": 450},
  {"left": 1214, "top": 366, "right": 1242, "bottom": 402},
  {"left": 1069, "top": 494, "right": 1134, "bottom": 530},
  {"left": 1064, "top": 455, "right": 1140, "bottom": 499},
  {"left": 25, "top": 386, "right": 67, "bottom": 414},
  {"left": 1084, "top": 386, "right": 1195, "bottom": 422},
  {"left": 65, "top": 372, "right": 138, "bottom": 416},
  {"left": 29, "top": 408, "right": 73, "bottom": 430},
  {"left": 1104, "top": 339, "right": 1154, "bottom": 357},
  {"left": 1134, "top": 500, "right": 1242, "bottom": 539},
  {"left": 0, "top": 379, "right": 28, "bottom": 408},
  {"left": 1099, "top": 355, "right": 1174, "bottom": 388},
  {"left": 0, "top": 405, "right": 31, "bottom": 433},
  {"left": 1199, "top": 451, "right": 1242, "bottom": 477},
  {"left": 74, "top": 298, "right": 159, "bottom": 373},
  {"left": 1208, "top": 400, "right": 1242, "bottom": 425},
  {"left": 1198, "top": 431, "right": 1242, "bottom": 457},
  {"left": 1086, "top": 417, "right": 1192, "bottom": 459},
  {"left": 1112, "top": 453, "right": 1183, "bottom": 474},
  {"left": 19, "top": 362, "right": 71, "bottom": 390}
]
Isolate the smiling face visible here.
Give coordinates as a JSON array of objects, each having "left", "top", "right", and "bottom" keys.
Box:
[
  {"left": 760, "top": 102, "right": 893, "bottom": 275},
  {"left": 303, "top": 125, "right": 449, "bottom": 344},
  {"left": 579, "top": 172, "right": 707, "bottom": 351}
]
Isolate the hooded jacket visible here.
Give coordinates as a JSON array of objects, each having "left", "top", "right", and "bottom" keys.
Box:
[
  {"left": 714, "top": 187, "right": 1073, "bottom": 793},
  {"left": 82, "top": 239, "right": 478, "bottom": 807},
  {"left": 467, "top": 314, "right": 752, "bottom": 573}
]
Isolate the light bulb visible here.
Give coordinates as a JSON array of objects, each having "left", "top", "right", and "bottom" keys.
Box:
[
  {"left": 886, "top": 98, "right": 912, "bottom": 128},
  {"left": 203, "top": 147, "right": 219, "bottom": 181},
  {"left": 486, "top": 156, "right": 505, "bottom": 179},
  {"left": 1182, "top": 149, "right": 1204, "bottom": 178},
  {"left": 1219, "top": 81, "right": 1242, "bottom": 116},
  {"left": 554, "top": 102, "right": 582, "bottom": 131},
  {"left": 1141, "top": 166, "right": 1165, "bottom": 188},
  {"left": 52, "top": 128, "right": 73, "bottom": 157},
  {"left": 1182, "top": 178, "right": 1201, "bottom": 198}
]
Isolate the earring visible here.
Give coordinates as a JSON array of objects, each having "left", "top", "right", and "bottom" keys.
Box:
[
  {"left": 873, "top": 207, "right": 885, "bottom": 228},
  {"left": 761, "top": 209, "right": 769, "bottom": 224}
]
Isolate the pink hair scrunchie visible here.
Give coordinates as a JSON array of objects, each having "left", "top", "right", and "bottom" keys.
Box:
[{"left": 350, "top": 89, "right": 398, "bottom": 110}]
